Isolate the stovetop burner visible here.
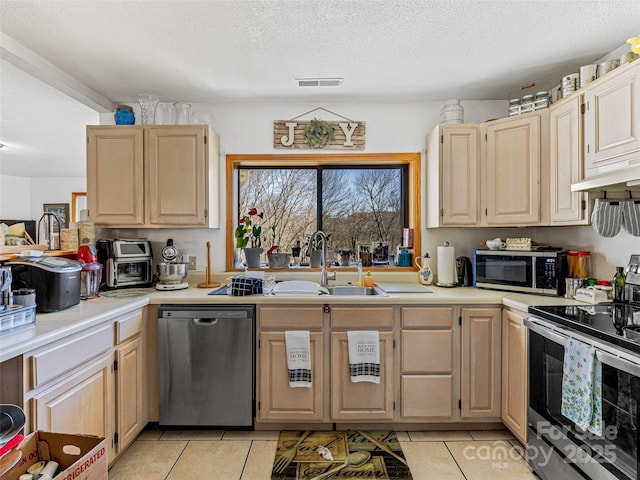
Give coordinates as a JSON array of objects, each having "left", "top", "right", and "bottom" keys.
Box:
[{"left": 530, "top": 302, "right": 640, "bottom": 354}]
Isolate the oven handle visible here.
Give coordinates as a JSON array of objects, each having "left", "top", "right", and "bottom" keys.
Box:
[{"left": 525, "top": 317, "right": 640, "bottom": 377}]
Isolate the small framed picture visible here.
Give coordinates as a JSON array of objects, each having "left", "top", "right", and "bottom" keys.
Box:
[{"left": 43, "top": 203, "right": 70, "bottom": 229}]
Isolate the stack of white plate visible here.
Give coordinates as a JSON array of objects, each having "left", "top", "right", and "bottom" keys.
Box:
[{"left": 440, "top": 99, "right": 464, "bottom": 124}]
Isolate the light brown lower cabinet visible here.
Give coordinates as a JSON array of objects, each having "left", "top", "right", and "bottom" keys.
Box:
[
  {"left": 400, "top": 307, "right": 458, "bottom": 421},
  {"left": 258, "top": 330, "right": 325, "bottom": 421},
  {"left": 501, "top": 308, "right": 528, "bottom": 444},
  {"left": 330, "top": 331, "right": 395, "bottom": 420},
  {"left": 24, "top": 307, "right": 148, "bottom": 465},
  {"left": 460, "top": 307, "right": 502, "bottom": 420},
  {"left": 31, "top": 353, "right": 114, "bottom": 456}
]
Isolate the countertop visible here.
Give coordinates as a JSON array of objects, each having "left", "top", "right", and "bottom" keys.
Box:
[{"left": 0, "top": 272, "right": 584, "bottom": 363}]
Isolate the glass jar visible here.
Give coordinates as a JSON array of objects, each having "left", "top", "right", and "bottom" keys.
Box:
[
  {"left": 138, "top": 94, "right": 159, "bottom": 125},
  {"left": 440, "top": 99, "right": 464, "bottom": 124},
  {"left": 174, "top": 102, "right": 192, "bottom": 124},
  {"left": 595, "top": 280, "right": 613, "bottom": 300},
  {"left": 567, "top": 250, "right": 591, "bottom": 279},
  {"left": 508, "top": 98, "right": 521, "bottom": 116},
  {"left": 520, "top": 95, "right": 534, "bottom": 114},
  {"left": 534, "top": 91, "right": 550, "bottom": 110}
]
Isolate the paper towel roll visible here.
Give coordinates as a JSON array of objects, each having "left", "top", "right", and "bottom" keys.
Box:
[{"left": 437, "top": 244, "right": 456, "bottom": 285}]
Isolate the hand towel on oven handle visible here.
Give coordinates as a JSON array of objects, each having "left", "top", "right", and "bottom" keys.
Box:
[
  {"left": 284, "top": 331, "right": 312, "bottom": 388},
  {"left": 561, "top": 337, "right": 602, "bottom": 436},
  {"left": 347, "top": 331, "right": 380, "bottom": 384}
]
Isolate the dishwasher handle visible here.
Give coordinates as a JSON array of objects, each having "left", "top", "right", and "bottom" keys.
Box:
[
  {"left": 194, "top": 317, "right": 218, "bottom": 326},
  {"left": 160, "top": 309, "right": 249, "bottom": 320}
]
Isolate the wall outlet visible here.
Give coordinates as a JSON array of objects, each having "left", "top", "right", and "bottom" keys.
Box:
[{"left": 187, "top": 255, "right": 197, "bottom": 270}]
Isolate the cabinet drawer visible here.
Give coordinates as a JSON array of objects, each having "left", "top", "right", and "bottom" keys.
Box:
[
  {"left": 115, "top": 309, "right": 143, "bottom": 344},
  {"left": 330, "top": 306, "right": 394, "bottom": 329},
  {"left": 402, "top": 330, "right": 453, "bottom": 373},
  {"left": 259, "top": 306, "right": 324, "bottom": 329},
  {"left": 401, "top": 307, "right": 453, "bottom": 328},
  {"left": 30, "top": 324, "right": 113, "bottom": 389}
]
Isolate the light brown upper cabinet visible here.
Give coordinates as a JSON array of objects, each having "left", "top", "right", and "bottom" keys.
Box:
[
  {"left": 549, "top": 95, "right": 590, "bottom": 225},
  {"left": 583, "top": 60, "right": 640, "bottom": 178},
  {"left": 426, "top": 124, "right": 480, "bottom": 227},
  {"left": 483, "top": 110, "right": 549, "bottom": 226},
  {"left": 87, "top": 125, "right": 220, "bottom": 228}
]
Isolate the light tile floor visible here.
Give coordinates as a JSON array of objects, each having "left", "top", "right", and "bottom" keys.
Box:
[{"left": 108, "top": 428, "right": 539, "bottom": 480}]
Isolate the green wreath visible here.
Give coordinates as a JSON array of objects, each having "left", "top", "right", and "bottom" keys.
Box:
[{"left": 304, "top": 118, "right": 335, "bottom": 148}]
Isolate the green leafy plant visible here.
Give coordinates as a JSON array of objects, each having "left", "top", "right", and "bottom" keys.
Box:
[
  {"left": 235, "top": 208, "right": 264, "bottom": 248},
  {"left": 304, "top": 118, "right": 335, "bottom": 149}
]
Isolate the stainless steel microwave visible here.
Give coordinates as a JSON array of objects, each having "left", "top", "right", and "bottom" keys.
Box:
[{"left": 473, "top": 249, "right": 568, "bottom": 296}]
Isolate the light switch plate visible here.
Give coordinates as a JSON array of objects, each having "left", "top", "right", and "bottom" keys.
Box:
[{"left": 187, "top": 255, "right": 197, "bottom": 270}]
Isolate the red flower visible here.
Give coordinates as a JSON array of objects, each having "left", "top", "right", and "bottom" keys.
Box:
[
  {"left": 238, "top": 217, "right": 246, "bottom": 224},
  {"left": 248, "top": 207, "right": 258, "bottom": 216},
  {"left": 267, "top": 246, "right": 279, "bottom": 256}
]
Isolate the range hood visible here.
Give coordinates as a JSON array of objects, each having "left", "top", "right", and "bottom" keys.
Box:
[{"left": 571, "top": 165, "right": 640, "bottom": 192}]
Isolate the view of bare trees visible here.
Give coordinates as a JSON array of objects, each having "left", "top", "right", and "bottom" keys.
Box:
[{"left": 238, "top": 167, "right": 404, "bottom": 265}]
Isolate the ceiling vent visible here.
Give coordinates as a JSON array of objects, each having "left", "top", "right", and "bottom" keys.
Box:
[{"left": 296, "top": 77, "right": 344, "bottom": 87}]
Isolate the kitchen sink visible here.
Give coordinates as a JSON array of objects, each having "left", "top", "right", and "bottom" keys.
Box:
[{"left": 327, "top": 285, "right": 388, "bottom": 296}]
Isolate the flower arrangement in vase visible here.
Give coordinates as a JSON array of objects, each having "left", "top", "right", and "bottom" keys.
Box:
[
  {"left": 266, "top": 226, "right": 290, "bottom": 269},
  {"left": 235, "top": 208, "right": 264, "bottom": 267}
]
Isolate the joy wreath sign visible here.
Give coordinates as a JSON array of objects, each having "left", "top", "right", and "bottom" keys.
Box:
[{"left": 273, "top": 117, "right": 365, "bottom": 149}]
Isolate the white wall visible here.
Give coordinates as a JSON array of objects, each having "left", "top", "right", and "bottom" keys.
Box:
[
  {"left": 0, "top": 175, "right": 32, "bottom": 218},
  {"left": 100, "top": 98, "right": 640, "bottom": 279}
]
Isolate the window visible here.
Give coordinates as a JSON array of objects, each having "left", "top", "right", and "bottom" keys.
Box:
[{"left": 226, "top": 153, "right": 421, "bottom": 270}]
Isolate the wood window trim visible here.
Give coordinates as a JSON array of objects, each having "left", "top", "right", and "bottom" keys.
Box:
[{"left": 225, "top": 153, "right": 422, "bottom": 271}]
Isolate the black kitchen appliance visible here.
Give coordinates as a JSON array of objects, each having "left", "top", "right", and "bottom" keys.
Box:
[
  {"left": 474, "top": 248, "right": 568, "bottom": 296},
  {"left": 8, "top": 257, "right": 81, "bottom": 313},
  {"left": 456, "top": 256, "right": 473, "bottom": 286},
  {"left": 525, "top": 254, "right": 640, "bottom": 480}
]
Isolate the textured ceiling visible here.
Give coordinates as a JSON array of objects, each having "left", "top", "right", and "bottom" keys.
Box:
[{"left": 1, "top": 0, "right": 640, "bottom": 177}]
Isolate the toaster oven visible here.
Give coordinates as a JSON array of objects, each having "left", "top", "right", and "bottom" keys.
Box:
[{"left": 96, "top": 239, "right": 153, "bottom": 289}]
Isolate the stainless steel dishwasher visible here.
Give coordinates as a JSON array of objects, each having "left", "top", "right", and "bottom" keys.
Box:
[{"left": 158, "top": 304, "right": 255, "bottom": 427}]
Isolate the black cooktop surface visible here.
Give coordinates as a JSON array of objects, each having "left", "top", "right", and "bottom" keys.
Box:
[{"left": 529, "top": 303, "right": 640, "bottom": 355}]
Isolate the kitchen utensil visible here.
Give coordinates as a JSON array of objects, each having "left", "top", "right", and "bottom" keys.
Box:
[
  {"left": 415, "top": 256, "right": 433, "bottom": 285},
  {"left": 197, "top": 241, "right": 221, "bottom": 288},
  {"left": 272, "top": 431, "right": 311, "bottom": 474},
  {"left": 157, "top": 262, "right": 188, "bottom": 284},
  {"left": 37, "top": 212, "right": 60, "bottom": 250},
  {"left": 357, "top": 430, "right": 408, "bottom": 466},
  {"left": 310, "top": 451, "right": 371, "bottom": 480}
]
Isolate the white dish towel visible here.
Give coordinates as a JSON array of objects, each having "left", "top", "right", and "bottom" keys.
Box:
[
  {"left": 561, "top": 337, "right": 602, "bottom": 436},
  {"left": 284, "top": 331, "right": 312, "bottom": 388},
  {"left": 347, "top": 330, "right": 380, "bottom": 384}
]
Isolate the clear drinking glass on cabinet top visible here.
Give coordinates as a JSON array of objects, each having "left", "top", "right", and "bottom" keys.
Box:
[
  {"left": 155, "top": 103, "right": 176, "bottom": 125},
  {"left": 174, "top": 102, "right": 191, "bottom": 124}
]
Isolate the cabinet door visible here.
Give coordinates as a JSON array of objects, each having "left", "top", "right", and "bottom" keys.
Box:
[
  {"left": 116, "top": 335, "right": 144, "bottom": 452},
  {"left": 549, "top": 96, "right": 589, "bottom": 224},
  {"left": 584, "top": 62, "right": 640, "bottom": 174},
  {"left": 86, "top": 126, "right": 144, "bottom": 225},
  {"left": 485, "top": 115, "right": 542, "bottom": 225},
  {"left": 330, "top": 331, "right": 394, "bottom": 420},
  {"left": 258, "top": 331, "right": 324, "bottom": 421},
  {"left": 32, "top": 354, "right": 115, "bottom": 461},
  {"left": 501, "top": 309, "right": 528, "bottom": 444},
  {"left": 441, "top": 126, "right": 480, "bottom": 225},
  {"left": 146, "top": 126, "right": 208, "bottom": 226},
  {"left": 460, "top": 308, "right": 501, "bottom": 419}
]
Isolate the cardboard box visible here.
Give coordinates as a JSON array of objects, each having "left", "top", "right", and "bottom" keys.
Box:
[{"left": 1, "top": 431, "right": 107, "bottom": 480}]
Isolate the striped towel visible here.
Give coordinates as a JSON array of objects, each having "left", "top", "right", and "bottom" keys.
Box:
[
  {"left": 591, "top": 198, "right": 622, "bottom": 237},
  {"left": 622, "top": 199, "right": 640, "bottom": 236},
  {"left": 347, "top": 331, "right": 380, "bottom": 384},
  {"left": 561, "top": 338, "right": 602, "bottom": 436},
  {"left": 285, "top": 331, "right": 312, "bottom": 388}
]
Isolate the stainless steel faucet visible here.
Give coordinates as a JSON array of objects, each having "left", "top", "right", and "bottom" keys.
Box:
[{"left": 310, "top": 230, "right": 336, "bottom": 287}]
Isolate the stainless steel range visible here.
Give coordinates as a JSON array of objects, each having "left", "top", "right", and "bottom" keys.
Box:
[{"left": 525, "top": 255, "right": 640, "bottom": 480}]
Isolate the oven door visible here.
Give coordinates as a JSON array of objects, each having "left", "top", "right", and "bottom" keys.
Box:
[
  {"left": 474, "top": 253, "right": 533, "bottom": 292},
  {"left": 527, "top": 318, "right": 639, "bottom": 480}
]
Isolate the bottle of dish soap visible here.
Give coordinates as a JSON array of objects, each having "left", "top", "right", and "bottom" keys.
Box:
[{"left": 363, "top": 270, "right": 375, "bottom": 287}]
